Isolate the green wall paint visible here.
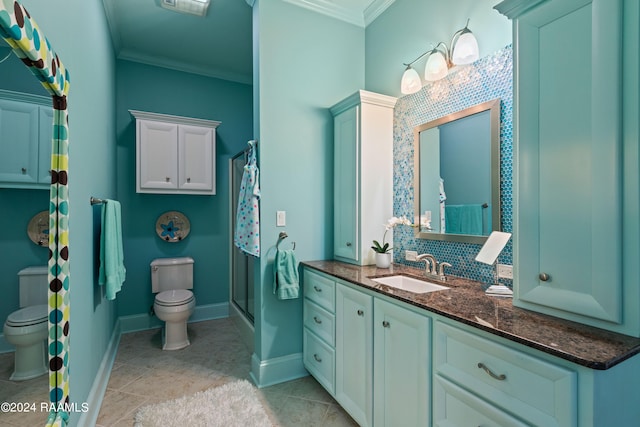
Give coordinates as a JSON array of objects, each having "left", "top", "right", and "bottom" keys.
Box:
[
  {"left": 115, "top": 60, "right": 253, "bottom": 317},
  {"left": 365, "top": 0, "right": 511, "bottom": 97},
  {"left": 252, "top": 0, "right": 364, "bottom": 367}
]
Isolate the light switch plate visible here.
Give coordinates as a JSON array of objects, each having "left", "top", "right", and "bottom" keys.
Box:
[
  {"left": 276, "top": 211, "right": 286, "bottom": 227},
  {"left": 405, "top": 250, "right": 418, "bottom": 261}
]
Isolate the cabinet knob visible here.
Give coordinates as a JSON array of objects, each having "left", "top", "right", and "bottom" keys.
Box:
[
  {"left": 357, "top": 309, "right": 364, "bottom": 316},
  {"left": 346, "top": 242, "right": 352, "bottom": 247},
  {"left": 165, "top": 177, "right": 170, "bottom": 182},
  {"left": 313, "top": 354, "right": 322, "bottom": 363},
  {"left": 21, "top": 167, "right": 27, "bottom": 174},
  {"left": 382, "top": 320, "right": 390, "bottom": 328},
  {"left": 313, "top": 285, "right": 322, "bottom": 293},
  {"left": 539, "top": 273, "right": 551, "bottom": 282},
  {"left": 313, "top": 316, "right": 322, "bottom": 324},
  {"left": 187, "top": 177, "right": 191, "bottom": 183}
]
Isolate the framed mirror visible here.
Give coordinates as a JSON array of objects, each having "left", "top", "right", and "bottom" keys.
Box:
[
  {"left": 413, "top": 99, "right": 500, "bottom": 244},
  {"left": 1, "top": 1, "right": 71, "bottom": 425}
]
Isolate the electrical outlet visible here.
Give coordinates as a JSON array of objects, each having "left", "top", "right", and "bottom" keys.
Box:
[
  {"left": 497, "top": 264, "right": 513, "bottom": 279},
  {"left": 405, "top": 250, "right": 418, "bottom": 261}
]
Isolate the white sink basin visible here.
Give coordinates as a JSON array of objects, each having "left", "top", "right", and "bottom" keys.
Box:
[{"left": 371, "top": 275, "right": 449, "bottom": 294}]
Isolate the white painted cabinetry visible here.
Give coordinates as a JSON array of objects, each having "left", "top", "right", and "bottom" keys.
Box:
[
  {"left": 0, "top": 90, "right": 53, "bottom": 189},
  {"left": 130, "top": 110, "right": 220, "bottom": 195},
  {"left": 330, "top": 91, "right": 397, "bottom": 265}
]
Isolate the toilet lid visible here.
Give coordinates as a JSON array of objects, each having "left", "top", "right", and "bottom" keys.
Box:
[
  {"left": 6, "top": 304, "right": 48, "bottom": 327},
  {"left": 155, "top": 289, "right": 194, "bottom": 306}
]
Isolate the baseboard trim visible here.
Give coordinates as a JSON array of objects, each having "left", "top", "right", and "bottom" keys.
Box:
[
  {"left": 119, "top": 302, "right": 230, "bottom": 334},
  {"left": 250, "top": 352, "right": 308, "bottom": 388},
  {"left": 76, "top": 319, "right": 121, "bottom": 427}
]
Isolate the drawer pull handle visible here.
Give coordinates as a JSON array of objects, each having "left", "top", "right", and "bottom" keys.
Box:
[
  {"left": 382, "top": 320, "right": 390, "bottom": 328},
  {"left": 477, "top": 362, "right": 506, "bottom": 381},
  {"left": 313, "top": 286, "right": 322, "bottom": 292},
  {"left": 313, "top": 316, "right": 322, "bottom": 324},
  {"left": 346, "top": 242, "right": 352, "bottom": 247},
  {"left": 313, "top": 354, "right": 322, "bottom": 363},
  {"left": 357, "top": 309, "right": 364, "bottom": 316}
]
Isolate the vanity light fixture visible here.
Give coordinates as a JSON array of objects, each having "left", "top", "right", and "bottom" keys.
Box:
[
  {"left": 400, "top": 19, "right": 480, "bottom": 94},
  {"left": 160, "top": 0, "right": 211, "bottom": 17}
]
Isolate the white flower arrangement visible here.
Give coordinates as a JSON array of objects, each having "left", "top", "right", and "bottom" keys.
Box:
[{"left": 371, "top": 216, "right": 413, "bottom": 254}]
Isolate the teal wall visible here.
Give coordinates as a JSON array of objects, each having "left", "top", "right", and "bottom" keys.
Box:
[
  {"left": 252, "top": 0, "right": 364, "bottom": 375},
  {"left": 18, "top": 0, "right": 119, "bottom": 425},
  {"left": 365, "top": 0, "right": 511, "bottom": 97},
  {"left": 115, "top": 60, "right": 253, "bottom": 317}
]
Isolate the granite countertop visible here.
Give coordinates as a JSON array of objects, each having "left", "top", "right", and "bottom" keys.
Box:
[{"left": 301, "top": 260, "right": 640, "bottom": 370}]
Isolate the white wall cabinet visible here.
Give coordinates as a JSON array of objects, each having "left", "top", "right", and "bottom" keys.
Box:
[
  {"left": 496, "top": 0, "right": 640, "bottom": 336},
  {"left": 0, "top": 91, "right": 53, "bottom": 189},
  {"left": 130, "top": 110, "right": 220, "bottom": 195},
  {"left": 330, "top": 90, "right": 396, "bottom": 265}
]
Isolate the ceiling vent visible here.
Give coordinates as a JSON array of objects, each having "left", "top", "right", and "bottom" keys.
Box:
[{"left": 160, "top": 0, "right": 211, "bottom": 17}]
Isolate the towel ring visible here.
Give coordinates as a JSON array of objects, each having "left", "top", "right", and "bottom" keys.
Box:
[{"left": 277, "top": 232, "right": 296, "bottom": 250}]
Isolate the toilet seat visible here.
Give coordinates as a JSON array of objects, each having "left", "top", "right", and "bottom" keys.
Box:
[
  {"left": 5, "top": 304, "right": 48, "bottom": 327},
  {"left": 155, "top": 290, "right": 194, "bottom": 307}
]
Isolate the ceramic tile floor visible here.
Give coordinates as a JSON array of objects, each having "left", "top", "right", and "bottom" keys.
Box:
[
  {"left": 96, "top": 317, "right": 358, "bottom": 426},
  {"left": 0, "top": 318, "right": 358, "bottom": 427}
]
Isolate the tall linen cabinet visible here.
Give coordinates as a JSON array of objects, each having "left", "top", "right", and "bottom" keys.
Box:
[
  {"left": 495, "top": 0, "right": 640, "bottom": 336},
  {"left": 330, "top": 90, "right": 397, "bottom": 266}
]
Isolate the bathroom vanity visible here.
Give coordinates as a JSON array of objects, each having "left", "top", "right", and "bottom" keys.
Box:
[{"left": 301, "top": 261, "right": 640, "bottom": 427}]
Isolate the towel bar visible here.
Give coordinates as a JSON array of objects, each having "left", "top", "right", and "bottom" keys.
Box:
[{"left": 90, "top": 197, "right": 106, "bottom": 205}]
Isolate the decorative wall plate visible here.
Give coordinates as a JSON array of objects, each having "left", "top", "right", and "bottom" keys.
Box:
[
  {"left": 156, "top": 211, "right": 191, "bottom": 242},
  {"left": 27, "top": 210, "right": 49, "bottom": 247}
]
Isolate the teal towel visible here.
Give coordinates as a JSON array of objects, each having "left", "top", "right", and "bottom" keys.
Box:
[
  {"left": 98, "top": 200, "right": 126, "bottom": 300},
  {"left": 445, "top": 204, "right": 484, "bottom": 235},
  {"left": 273, "top": 249, "right": 299, "bottom": 300}
]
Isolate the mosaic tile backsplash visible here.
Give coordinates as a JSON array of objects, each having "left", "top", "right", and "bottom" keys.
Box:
[{"left": 393, "top": 45, "right": 513, "bottom": 285}]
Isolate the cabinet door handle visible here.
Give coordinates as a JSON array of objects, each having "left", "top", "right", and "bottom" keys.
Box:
[
  {"left": 313, "top": 354, "right": 322, "bottom": 363},
  {"left": 313, "top": 286, "right": 322, "bottom": 292},
  {"left": 477, "top": 362, "right": 506, "bottom": 381},
  {"left": 346, "top": 242, "right": 352, "bottom": 247},
  {"left": 382, "top": 320, "right": 390, "bottom": 328},
  {"left": 357, "top": 309, "right": 364, "bottom": 316},
  {"left": 539, "top": 272, "right": 551, "bottom": 282},
  {"left": 21, "top": 167, "right": 27, "bottom": 174},
  {"left": 313, "top": 316, "right": 322, "bottom": 324}
]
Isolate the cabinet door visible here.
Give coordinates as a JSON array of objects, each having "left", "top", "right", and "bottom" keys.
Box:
[
  {"left": 334, "top": 106, "right": 359, "bottom": 262},
  {"left": 513, "top": 0, "right": 624, "bottom": 326},
  {"left": 373, "top": 298, "right": 430, "bottom": 427},
  {"left": 137, "top": 119, "right": 178, "bottom": 191},
  {"left": 335, "top": 284, "right": 372, "bottom": 427},
  {"left": 178, "top": 124, "right": 215, "bottom": 193},
  {"left": 0, "top": 99, "right": 39, "bottom": 184},
  {"left": 38, "top": 106, "right": 53, "bottom": 184}
]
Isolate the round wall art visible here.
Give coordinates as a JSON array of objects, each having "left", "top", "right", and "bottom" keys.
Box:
[
  {"left": 27, "top": 210, "right": 49, "bottom": 247},
  {"left": 155, "top": 211, "right": 191, "bottom": 242}
]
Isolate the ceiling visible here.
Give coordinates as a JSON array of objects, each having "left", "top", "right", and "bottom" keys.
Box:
[{"left": 102, "top": 0, "right": 393, "bottom": 85}]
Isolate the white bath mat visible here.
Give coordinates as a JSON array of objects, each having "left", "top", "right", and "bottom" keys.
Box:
[{"left": 134, "top": 379, "right": 272, "bottom": 427}]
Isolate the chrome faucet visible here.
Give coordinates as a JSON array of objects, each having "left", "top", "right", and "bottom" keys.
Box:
[{"left": 416, "top": 253, "right": 452, "bottom": 281}]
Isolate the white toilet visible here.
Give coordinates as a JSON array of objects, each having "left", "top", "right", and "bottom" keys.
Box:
[
  {"left": 151, "top": 257, "right": 196, "bottom": 350},
  {"left": 3, "top": 266, "right": 49, "bottom": 381}
]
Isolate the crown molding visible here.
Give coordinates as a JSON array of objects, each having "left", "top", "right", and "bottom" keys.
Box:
[
  {"left": 364, "top": 0, "right": 395, "bottom": 26},
  {"left": 494, "top": 0, "right": 550, "bottom": 19},
  {"left": 284, "top": 0, "right": 394, "bottom": 28}
]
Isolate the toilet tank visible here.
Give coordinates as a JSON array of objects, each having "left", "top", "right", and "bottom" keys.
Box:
[
  {"left": 18, "top": 266, "right": 49, "bottom": 307},
  {"left": 150, "top": 257, "right": 194, "bottom": 293}
]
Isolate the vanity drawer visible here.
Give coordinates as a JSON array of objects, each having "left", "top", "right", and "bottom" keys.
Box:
[
  {"left": 304, "top": 299, "right": 335, "bottom": 346},
  {"left": 434, "top": 375, "right": 529, "bottom": 427},
  {"left": 304, "top": 329, "right": 335, "bottom": 395},
  {"left": 434, "top": 321, "right": 576, "bottom": 427},
  {"left": 304, "top": 269, "right": 336, "bottom": 312}
]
